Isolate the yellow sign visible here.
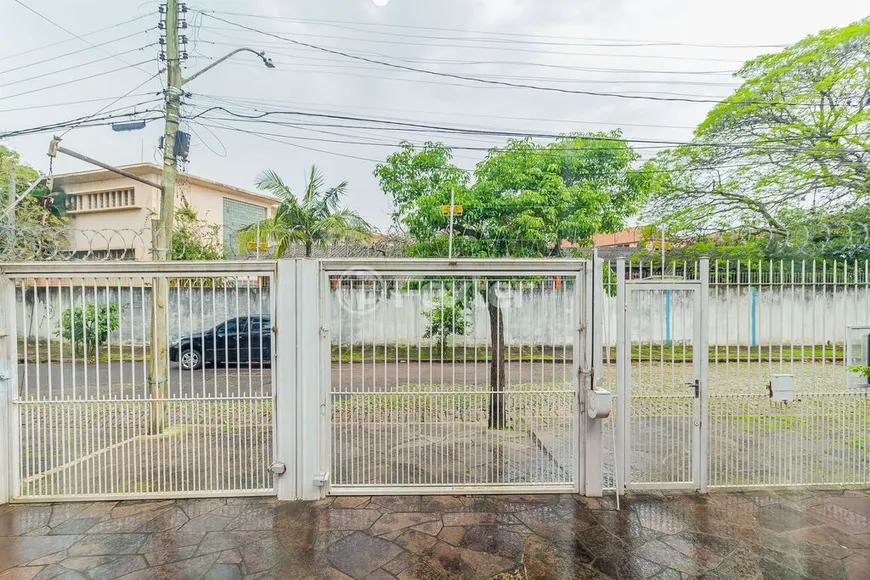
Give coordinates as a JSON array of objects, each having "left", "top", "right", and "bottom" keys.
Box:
[
  {"left": 247, "top": 242, "right": 269, "bottom": 251},
  {"left": 441, "top": 205, "right": 463, "bottom": 216}
]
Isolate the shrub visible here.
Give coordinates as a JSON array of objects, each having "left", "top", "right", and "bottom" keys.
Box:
[{"left": 59, "top": 302, "right": 120, "bottom": 356}]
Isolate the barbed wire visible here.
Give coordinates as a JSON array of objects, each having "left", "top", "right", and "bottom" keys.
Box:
[{"left": 2, "top": 222, "right": 870, "bottom": 263}]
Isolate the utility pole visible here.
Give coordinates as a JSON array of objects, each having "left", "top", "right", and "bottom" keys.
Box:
[
  {"left": 149, "top": 0, "right": 182, "bottom": 433},
  {"left": 147, "top": 1, "right": 273, "bottom": 433}
]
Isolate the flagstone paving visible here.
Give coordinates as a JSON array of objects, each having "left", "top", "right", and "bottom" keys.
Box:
[{"left": 1, "top": 489, "right": 869, "bottom": 579}]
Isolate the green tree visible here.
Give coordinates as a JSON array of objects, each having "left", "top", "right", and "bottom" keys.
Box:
[
  {"left": 237, "top": 165, "right": 373, "bottom": 257},
  {"left": 59, "top": 302, "right": 121, "bottom": 357},
  {"left": 647, "top": 18, "right": 870, "bottom": 238},
  {"left": 172, "top": 199, "right": 224, "bottom": 260},
  {"left": 422, "top": 290, "right": 470, "bottom": 349},
  {"left": 376, "top": 135, "right": 652, "bottom": 427},
  {"left": 1, "top": 146, "right": 67, "bottom": 258}
]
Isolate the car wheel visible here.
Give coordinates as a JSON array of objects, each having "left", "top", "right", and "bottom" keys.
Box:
[{"left": 179, "top": 348, "right": 202, "bottom": 371}]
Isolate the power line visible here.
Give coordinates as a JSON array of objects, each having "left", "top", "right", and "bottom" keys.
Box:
[
  {"left": 190, "top": 119, "right": 383, "bottom": 163},
  {"left": 203, "top": 10, "right": 789, "bottom": 49},
  {"left": 199, "top": 24, "right": 747, "bottom": 71},
  {"left": 0, "top": 29, "right": 155, "bottom": 75},
  {"left": 0, "top": 61, "right": 153, "bottom": 102},
  {"left": 201, "top": 57, "right": 738, "bottom": 99},
  {"left": 199, "top": 38, "right": 742, "bottom": 79},
  {"left": 59, "top": 72, "right": 164, "bottom": 138},
  {"left": 1, "top": 109, "right": 163, "bottom": 139},
  {"left": 201, "top": 14, "right": 815, "bottom": 107},
  {"left": 192, "top": 119, "right": 819, "bottom": 175},
  {"left": 11, "top": 0, "right": 155, "bottom": 78},
  {"left": 188, "top": 105, "right": 868, "bottom": 154},
  {"left": 194, "top": 93, "right": 699, "bottom": 131},
  {"left": 0, "top": 13, "right": 151, "bottom": 62},
  {"left": 0, "top": 93, "right": 157, "bottom": 114},
  {"left": 1, "top": 45, "right": 157, "bottom": 87}
]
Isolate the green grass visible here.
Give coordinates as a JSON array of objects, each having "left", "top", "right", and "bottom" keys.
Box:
[{"left": 17, "top": 338, "right": 148, "bottom": 363}]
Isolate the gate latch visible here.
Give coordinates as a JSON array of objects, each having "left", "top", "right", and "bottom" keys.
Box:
[
  {"left": 313, "top": 472, "right": 329, "bottom": 487},
  {"left": 686, "top": 379, "right": 700, "bottom": 398},
  {"left": 0, "top": 369, "right": 11, "bottom": 381}
]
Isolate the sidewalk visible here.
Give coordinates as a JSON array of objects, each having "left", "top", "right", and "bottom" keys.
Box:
[{"left": 1, "top": 490, "right": 868, "bottom": 579}]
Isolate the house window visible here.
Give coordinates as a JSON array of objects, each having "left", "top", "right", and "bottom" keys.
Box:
[
  {"left": 223, "top": 198, "right": 267, "bottom": 257},
  {"left": 66, "top": 188, "right": 136, "bottom": 213}
]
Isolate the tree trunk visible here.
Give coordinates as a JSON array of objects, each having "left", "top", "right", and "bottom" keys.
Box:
[
  {"left": 305, "top": 241, "right": 313, "bottom": 257},
  {"left": 487, "top": 282, "right": 507, "bottom": 429}
]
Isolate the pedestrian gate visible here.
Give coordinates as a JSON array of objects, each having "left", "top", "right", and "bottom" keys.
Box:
[
  {"left": 617, "top": 280, "right": 707, "bottom": 491},
  {"left": 321, "top": 260, "right": 592, "bottom": 495}
]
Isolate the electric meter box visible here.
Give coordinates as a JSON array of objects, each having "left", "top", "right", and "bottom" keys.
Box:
[{"left": 770, "top": 374, "right": 794, "bottom": 403}]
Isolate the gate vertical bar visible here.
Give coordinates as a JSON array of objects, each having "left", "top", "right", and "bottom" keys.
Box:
[
  {"left": 296, "top": 259, "right": 325, "bottom": 500},
  {"left": 615, "top": 258, "right": 628, "bottom": 494},
  {"left": 0, "top": 273, "right": 17, "bottom": 504},
  {"left": 275, "top": 259, "right": 297, "bottom": 500},
  {"left": 583, "top": 257, "right": 604, "bottom": 495},
  {"left": 698, "top": 258, "right": 710, "bottom": 492},
  {"left": 578, "top": 263, "right": 590, "bottom": 494}
]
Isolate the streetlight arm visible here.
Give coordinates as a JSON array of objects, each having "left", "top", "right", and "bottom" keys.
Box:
[{"left": 182, "top": 48, "right": 273, "bottom": 86}]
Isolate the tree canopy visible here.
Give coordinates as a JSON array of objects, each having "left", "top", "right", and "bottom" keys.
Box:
[
  {"left": 238, "top": 165, "right": 374, "bottom": 257},
  {"left": 647, "top": 18, "right": 870, "bottom": 239},
  {"left": 376, "top": 133, "right": 653, "bottom": 258}
]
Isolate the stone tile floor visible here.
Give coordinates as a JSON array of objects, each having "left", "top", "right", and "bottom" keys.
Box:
[{"left": 1, "top": 490, "right": 869, "bottom": 579}]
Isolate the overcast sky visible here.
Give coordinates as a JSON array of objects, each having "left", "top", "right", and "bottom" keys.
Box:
[{"left": 1, "top": 0, "right": 867, "bottom": 230}]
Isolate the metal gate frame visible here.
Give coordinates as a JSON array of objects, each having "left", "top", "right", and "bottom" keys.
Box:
[
  {"left": 0, "top": 260, "right": 279, "bottom": 503},
  {"left": 615, "top": 259, "right": 709, "bottom": 494},
  {"left": 311, "top": 258, "right": 603, "bottom": 497}
]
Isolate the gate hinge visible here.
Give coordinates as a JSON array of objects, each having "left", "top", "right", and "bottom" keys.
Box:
[
  {"left": 0, "top": 328, "right": 8, "bottom": 338},
  {"left": 319, "top": 327, "right": 329, "bottom": 338}
]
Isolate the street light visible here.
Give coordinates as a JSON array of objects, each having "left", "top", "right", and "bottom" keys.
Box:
[{"left": 183, "top": 48, "right": 275, "bottom": 85}]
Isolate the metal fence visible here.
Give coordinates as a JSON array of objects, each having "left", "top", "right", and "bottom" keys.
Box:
[
  {"left": 604, "top": 258, "right": 870, "bottom": 491},
  {"left": 3, "top": 261, "right": 276, "bottom": 501},
  {"left": 323, "top": 260, "right": 587, "bottom": 494}
]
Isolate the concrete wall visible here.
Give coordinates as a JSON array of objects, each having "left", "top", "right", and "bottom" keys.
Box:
[
  {"left": 16, "top": 285, "right": 271, "bottom": 344},
  {"left": 16, "top": 285, "right": 870, "bottom": 347}
]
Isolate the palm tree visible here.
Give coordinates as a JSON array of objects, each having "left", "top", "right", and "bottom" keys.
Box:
[{"left": 238, "top": 166, "right": 374, "bottom": 257}]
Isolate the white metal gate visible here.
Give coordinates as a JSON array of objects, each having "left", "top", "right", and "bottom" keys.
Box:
[
  {"left": 617, "top": 278, "right": 708, "bottom": 491},
  {"left": 1, "top": 262, "right": 277, "bottom": 501},
  {"left": 322, "top": 260, "right": 590, "bottom": 495}
]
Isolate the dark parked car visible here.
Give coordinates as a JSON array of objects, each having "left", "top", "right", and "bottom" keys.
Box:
[{"left": 169, "top": 316, "right": 272, "bottom": 370}]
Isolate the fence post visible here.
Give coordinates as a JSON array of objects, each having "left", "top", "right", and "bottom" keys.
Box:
[
  {"left": 581, "top": 257, "right": 602, "bottom": 495},
  {"left": 296, "top": 259, "right": 327, "bottom": 500},
  {"left": 615, "top": 258, "right": 628, "bottom": 494},
  {"left": 274, "top": 259, "right": 297, "bottom": 500},
  {"left": 698, "top": 258, "right": 710, "bottom": 493},
  {"left": 0, "top": 273, "right": 17, "bottom": 504}
]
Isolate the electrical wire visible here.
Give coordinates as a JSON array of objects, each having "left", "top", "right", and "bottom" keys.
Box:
[
  {"left": 0, "top": 111, "right": 163, "bottom": 139},
  {"left": 198, "top": 39, "right": 743, "bottom": 81},
  {"left": 0, "top": 61, "right": 153, "bottom": 102},
  {"left": 191, "top": 119, "right": 851, "bottom": 176},
  {"left": 200, "top": 14, "right": 820, "bottom": 107},
  {"left": 0, "top": 29, "right": 155, "bottom": 75},
  {"left": 1, "top": 44, "right": 158, "bottom": 87},
  {"left": 199, "top": 25, "right": 746, "bottom": 71},
  {"left": 0, "top": 13, "right": 151, "bottom": 62},
  {"left": 194, "top": 93, "right": 699, "bottom": 131},
  {"left": 203, "top": 10, "right": 790, "bottom": 49},
  {"left": 189, "top": 119, "right": 383, "bottom": 162},
  {"left": 188, "top": 105, "right": 869, "bottom": 154},
  {"left": 59, "top": 72, "right": 164, "bottom": 138},
  {"left": 11, "top": 0, "right": 155, "bottom": 78},
  {"left": 0, "top": 93, "right": 158, "bottom": 114}
]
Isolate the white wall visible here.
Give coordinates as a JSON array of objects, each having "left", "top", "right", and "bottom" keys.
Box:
[{"left": 16, "top": 285, "right": 870, "bottom": 347}]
